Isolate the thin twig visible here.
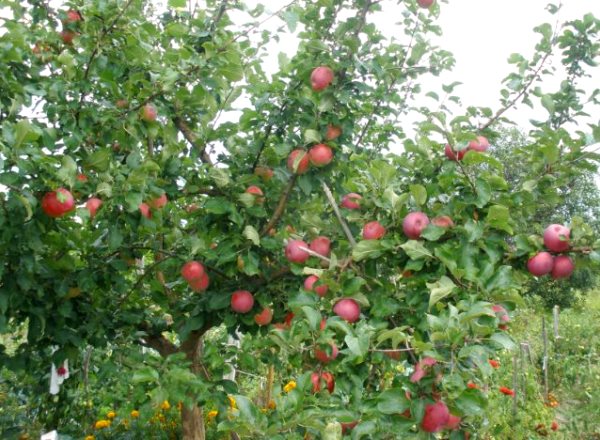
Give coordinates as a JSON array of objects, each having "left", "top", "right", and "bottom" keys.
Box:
[
  {"left": 297, "top": 245, "right": 331, "bottom": 264},
  {"left": 261, "top": 175, "right": 297, "bottom": 235},
  {"left": 321, "top": 181, "right": 357, "bottom": 247},
  {"left": 232, "top": 0, "right": 299, "bottom": 43}
]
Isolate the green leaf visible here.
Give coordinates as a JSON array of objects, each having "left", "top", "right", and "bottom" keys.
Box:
[
  {"left": 301, "top": 306, "right": 321, "bottom": 330},
  {"left": 344, "top": 334, "right": 369, "bottom": 357},
  {"left": 209, "top": 167, "right": 231, "bottom": 187},
  {"left": 352, "top": 240, "right": 386, "bottom": 261},
  {"left": 85, "top": 149, "right": 111, "bottom": 172},
  {"left": 304, "top": 129, "right": 321, "bottom": 144},
  {"left": 409, "top": 184, "right": 427, "bottom": 206},
  {"left": 427, "top": 276, "right": 456, "bottom": 309},
  {"left": 168, "top": 0, "right": 186, "bottom": 8},
  {"left": 421, "top": 225, "right": 445, "bottom": 241},
  {"left": 541, "top": 94, "right": 555, "bottom": 114},
  {"left": 281, "top": 9, "right": 299, "bottom": 32},
  {"left": 489, "top": 332, "right": 516, "bottom": 350},
  {"left": 400, "top": 240, "right": 432, "bottom": 260},
  {"left": 485, "top": 205, "right": 513, "bottom": 234},
  {"left": 14, "top": 120, "right": 39, "bottom": 148},
  {"left": 132, "top": 366, "right": 159, "bottom": 383},
  {"left": 243, "top": 225, "right": 260, "bottom": 246},
  {"left": 377, "top": 389, "right": 410, "bottom": 414}
]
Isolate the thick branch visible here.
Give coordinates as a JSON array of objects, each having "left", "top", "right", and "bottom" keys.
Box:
[
  {"left": 261, "top": 175, "right": 297, "bottom": 235},
  {"left": 140, "top": 332, "right": 178, "bottom": 357},
  {"left": 173, "top": 116, "right": 214, "bottom": 165}
]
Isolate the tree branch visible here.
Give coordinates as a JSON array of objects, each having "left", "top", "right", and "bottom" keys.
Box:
[
  {"left": 261, "top": 175, "right": 297, "bottom": 235},
  {"left": 173, "top": 116, "right": 214, "bottom": 165},
  {"left": 321, "top": 181, "right": 357, "bottom": 247}
]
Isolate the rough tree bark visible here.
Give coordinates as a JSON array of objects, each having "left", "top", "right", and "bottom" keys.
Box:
[{"left": 181, "top": 330, "right": 209, "bottom": 440}]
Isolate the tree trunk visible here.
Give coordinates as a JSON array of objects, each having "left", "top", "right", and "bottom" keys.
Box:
[
  {"left": 181, "top": 331, "right": 209, "bottom": 440},
  {"left": 182, "top": 405, "right": 206, "bottom": 440}
]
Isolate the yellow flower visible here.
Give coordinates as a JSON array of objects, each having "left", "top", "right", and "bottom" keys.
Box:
[
  {"left": 161, "top": 400, "right": 171, "bottom": 411},
  {"left": 130, "top": 410, "right": 140, "bottom": 418},
  {"left": 177, "top": 401, "right": 183, "bottom": 411},
  {"left": 94, "top": 420, "right": 111, "bottom": 429},
  {"left": 107, "top": 411, "right": 116, "bottom": 419},
  {"left": 207, "top": 410, "right": 218, "bottom": 421},
  {"left": 227, "top": 395, "right": 237, "bottom": 409},
  {"left": 85, "top": 436, "right": 95, "bottom": 440},
  {"left": 283, "top": 380, "right": 297, "bottom": 393},
  {"left": 267, "top": 400, "right": 276, "bottom": 410}
]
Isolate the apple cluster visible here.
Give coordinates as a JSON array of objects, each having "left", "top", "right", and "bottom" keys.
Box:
[{"left": 527, "top": 224, "right": 574, "bottom": 279}]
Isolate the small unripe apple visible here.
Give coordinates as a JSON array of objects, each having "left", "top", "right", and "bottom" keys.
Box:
[
  {"left": 551, "top": 255, "right": 574, "bottom": 279},
  {"left": 341, "top": 193, "right": 362, "bottom": 210},
  {"left": 308, "top": 144, "right": 333, "bottom": 167},
  {"left": 60, "top": 30, "right": 76, "bottom": 45},
  {"left": 421, "top": 401, "right": 450, "bottom": 433},
  {"left": 304, "top": 275, "right": 328, "bottom": 297},
  {"left": 42, "top": 188, "right": 75, "bottom": 218},
  {"left": 254, "top": 307, "right": 273, "bottom": 326},
  {"left": 139, "top": 203, "right": 152, "bottom": 219},
  {"left": 363, "top": 221, "right": 386, "bottom": 240},
  {"left": 245, "top": 185, "right": 264, "bottom": 203},
  {"left": 254, "top": 166, "right": 274, "bottom": 181},
  {"left": 543, "top": 224, "right": 570, "bottom": 252},
  {"left": 310, "top": 66, "right": 334, "bottom": 91},
  {"left": 333, "top": 298, "right": 360, "bottom": 323},
  {"left": 231, "top": 290, "right": 254, "bottom": 313},
  {"left": 444, "top": 144, "right": 466, "bottom": 161},
  {"left": 309, "top": 236, "right": 331, "bottom": 257},
  {"left": 325, "top": 124, "right": 342, "bottom": 141},
  {"left": 417, "top": 0, "right": 435, "bottom": 8},
  {"left": 287, "top": 149, "right": 310, "bottom": 174},
  {"left": 468, "top": 135, "right": 490, "bottom": 152},
  {"left": 527, "top": 252, "right": 554, "bottom": 276},
  {"left": 314, "top": 342, "right": 338, "bottom": 363},
  {"left": 85, "top": 197, "right": 102, "bottom": 218},
  {"left": 285, "top": 240, "right": 310, "bottom": 263},
  {"left": 149, "top": 193, "right": 167, "bottom": 209},
  {"left": 431, "top": 215, "right": 454, "bottom": 228},
  {"left": 181, "top": 261, "right": 205, "bottom": 281},
  {"left": 189, "top": 272, "right": 210, "bottom": 292},
  {"left": 141, "top": 103, "right": 157, "bottom": 122},
  {"left": 403, "top": 212, "right": 430, "bottom": 239},
  {"left": 116, "top": 99, "right": 129, "bottom": 109}
]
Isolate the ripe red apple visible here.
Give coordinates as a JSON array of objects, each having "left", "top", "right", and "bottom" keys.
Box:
[
  {"left": 60, "top": 30, "right": 76, "bottom": 45},
  {"left": 116, "top": 99, "right": 129, "bottom": 109},
  {"left": 492, "top": 304, "right": 510, "bottom": 322},
  {"left": 76, "top": 173, "right": 88, "bottom": 182},
  {"left": 141, "top": 103, "right": 157, "bottom": 122},
  {"left": 149, "top": 193, "right": 167, "bottom": 209},
  {"left": 310, "top": 66, "right": 334, "bottom": 91},
  {"left": 325, "top": 124, "right": 342, "bottom": 141},
  {"left": 543, "top": 224, "right": 570, "bottom": 252},
  {"left": 42, "top": 188, "right": 75, "bottom": 218},
  {"left": 245, "top": 185, "right": 264, "bottom": 204},
  {"left": 308, "top": 144, "right": 333, "bottom": 167},
  {"left": 551, "top": 255, "right": 574, "bottom": 279},
  {"left": 341, "top": 421, "right": 358, "bottom": 435},
  {"left": 445, "top": 414, "right": 461, "bottom": 430},
  {"left": 85, "top": 197, "right": 102, "bottom": 218},
  {"left": 139, "top": 202, "right": 152, "bottom": 219},
  {"left": 431, "top": 215, "right": 454, "bottom": 228},
  {"left": 254, "top": 307, "right": 273, "bottom": 326},
  {"left": 341, "top": 193, "right": 362, "bottom": 210},
  {"left": 444, "top": 144, "right": 466, "bottom": 161},
  {"left": 421, "top": 401, "right": 450, "bottom": 433},
  {"left": 189, "top": 272, "right": 210, "bottom": 292},
  {"left": 333, "top": 298, "right": 360, "bottom": 323},
  {"left": 285, "top": 240, "right": 310, "bottom": 263},
  {"left": 65, "top": 10, "right": 82, "bottom": 23},
  {"left": 311, "top": 371, "right": 335, "bottom": 393},
  {"left": 304, "top": 275, "right": 328, "bottom": 297},
  {"left": 254, "top": 166, "right": 274, "bottom": 181},
  {"left": 362, "top": 221, "right": 386, "bottom": 240},
  {"left": 181, "top": 261, "right": 205, "bottom": 282},
  {"left": 320, "top": 318, "right": 327, "bottom": 331},
  {"left": 287, "top": 149, "right": 310, "bottom": 174},
  {"left": 468, "top": 135, "right": 490, "bottom": 152},
  {"left": 417, "top": 0, "right": 435, "bottom": 8},
  {"left": 314, "top": 342, "right": 338, "bottom": 363},
  {"left": 403, "top": 212, "right": 430, "bottom": 239},
  {"left": 309, "top": 236, "right": 331, "bottom": 257},
  {"left": 231, "top": 290, "right": 254, "bottom": 313},
  {"left": 527, "top": 252, "right": 554, "bottom": 276}
]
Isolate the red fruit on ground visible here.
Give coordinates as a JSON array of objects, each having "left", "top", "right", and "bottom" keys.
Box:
[
  {"left": 309, "top": 236, "right": 331, "bottom": 257},
  {"left": 468, "top": 135, "right": 490, "bottom": 152},
  {"left": 314, "top": 342, "right": 339, "bottom": 363},
  {"left": 543, "top": 224, "right": 570, "bottom": 252},
  {"left": 189, "top": 272, "right": 210, "bottom": 292},
  {"left": 325, "top": 124, "right": 342, "bottom": 141},
  {"left": 181, "top": 261, "right": 205, "bottom": 281},
  {"left": 333, "top": 298, "right": 360, "bottom": 323},
  {"left": 42, "top": 188, "right": 75, "bottom": 218},
  {"left": 363, "top": 221, "right": 386, "bottom": 240},
  {"left": 254, "top": 308, "right": 273, "bottom": 326},
  {"left": 421, "top": 401, "right": 450, "bottom": 433},
  {"left": 551, "top": 420, "right": 559, "bottom": 431},
  {"left": 551, "top": 255, "right": 574, "bottom": 279},
  {"left": 341, "top": 193, "right": 362, "bottom": 209},
  {"left": 231, "top": 290, "right": 254, "bottom": 313},
  {"left": 304, "top": 275, "right": 328, "bottom": 297},
  {"left": 403, "top": 212, "right": 430, "bottom": 239},
  {"left": 285, "top": 240, "right": 310, "bottom": 263},
  {"left": 308, "top": 144, "right": 333, "bottom": 167},
  {"left": 527, "top": 252, "right": 554, "bottom": 276},
  {"left": 287, "top": 149, "right": 310, "bottom": 174},
  {"left": 310, "top": 66, "right": 334, "bottom": 91},
  {"left": 139, "top": 203, "right": 152, "bottom": 219},
  {"left": 85, "top": 197, "right": 102, "bottom": 218}
]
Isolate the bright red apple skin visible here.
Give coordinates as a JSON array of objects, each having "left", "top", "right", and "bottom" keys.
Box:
[
  {"left": 189, "top": 272, "right": 210, "bottom": 292},
  {"left": 308, "top": 144, "right": 333, "bottom": 167},
  {"left": 445, "top": 414, "right": 462, "bottom": 430},
  {"left": 543, "top": 224, "right": 570, "bottom": 252},
  {"left": 76, "top": 173, "right": 88, "bottom": 182},
  {"left": 333, "top": 298, "right": 360, "bottom": 323},
  {"left": 149, "top": 193, "right": 167, "bottom": 209},
  {"left": 363, "top": 221, "right": 386, "bottom": 240},
  {"left": 287, "top": 149, "right": 310, "bottom": 174},
  {"left": 309, "top": 236, "right": 331, "bottom": 257},
  {"left": 310, "top": 66, "right": 334, "bottom": 91},
  {"left": 551, "top": 255, "right": 574, "bottom": 279},
  {"left": 444, "top": 144, "right": 466, "bottom": 161},
  {"left": 285, "top": 240, "right": 310, "bottom": 263},
  {"left": 85, "top": 197, "right": 102, "bottom": 218},
  {"left": 231, "top": 290, "right": 254, "bottom": 313},
  {"left": 432, "top": 215, "right": 454, "bottom": 228},
  {"left": 468, "top": 135, "right": 490, "bottom": 152},
  {"left": 246, "top": 185, "right": 264, "bottom": 204},
  {"left": 403, "top": 212, "right": 430, "bottom": 239},
  {"left": 41, "top": 188, "right": 75, "bottom": 218},
  {"left": 139, "top": 203, "right": 152, "bottom": 219},
  {"left": 341, "top": 193, "right": 362, "bottom": 210},
  {"left": 527, "top": 252, "right": 554, "bottom": 276},
  {"left": 65, "top": 10, "right": 82, "bottom": 23},
  {"left": 417, "top": 0, "right": 435, "bottom": 8},
  {"left": 314, "top": 342, "right": 339, "bottom": 363},
  {"left": 325, "top": 124, "right": 342, "bottom": 141},
  {"left": 254, "top": 307, "right": 273, "bottom": 326},
  {"left": 60, "top": 30, "right": 76, "bottom": 45},
  {"left": 304, "top": 275, "right": 328, "bottom": 297},
  {"left": 181, "top": 261, "right": 205, "bottom": 281},
  {"left": 141, "top": 103, "right": 157, "bottom": 122},
  {"left": 321, "top": 372, "right": 335, "bottom": 393},
  {"left": 421, "top": 401, "right": 450, "bottom": 433}
]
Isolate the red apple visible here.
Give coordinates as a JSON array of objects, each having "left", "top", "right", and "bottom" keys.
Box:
[
  {"left": 287, "top": 149, "right": 310, "bottom": 174},
  {"left": 65, "top": 10, "right": 82, "bottom": 23},
  {"left": 60, "top": 30, "right": 76, "bottom": 45},
  {"left": 42, "top": 188, "right": 75, "bottom": 218},
  {"left": 543, "top": 224, "right": 570, "bottom": 252},
  {"left": 312, "top": 371, "right": 335, "bottom": 393},
  {"left": 189, "top": 272, "right": 210, "bottom": 292},
  {"left": 304, "top": 275, "right": 328, "bottom": 297},
  {"left": 116, "top": 99, "right": 129, "bottom": 109},
  {"left": 310, "top": 66, "right": 334, "bottom": 91},
  {"left": 551, "top": 255, "right": 574, "bottom": 279},
  {"left": 445, "top": 414, "right": 461, "bottom": 430},
  {"left": 309, "top": 236, "right": 331, "bottom": 257},
  {"left": 254, "top": 307, "right": 273, "bottom": 326},
  {"left": 149, "top": 193, "right": 167, "bottom": 209},
  {"left": 341, "top": 421, "right": 358, "bottom": 434},
  {"left": 181, "top": 261, "right": 205, "bottom": 281},
  {"left": 314, "top": 342, "right": 338, "bottom": 363},
  {"left": 285, "top": 240, "right": 310, "bottom": 264},
  {"left": 245, "top": 185, "right": 264, "bottom": 204},
  {"left": 417, "top": 0, "right": 435, "bottom": 8},
  {"left": 444, "top": 144, "right": 466, "bottom": 161},
  {"left": 333, "top": 298, "right": 360, "bottom": 323},
  {"left": 468, "top": 135, "right": 490, "bottom": 152},
  {"left": 421, "top": 401, "right": 450, "bottom": 433},
  {"left": 341, "top": 193, "right": 362, "bottom": 210},
  {"left": 431, "top": 215, "right": 454, "bottom": 228},
  {"left": 139, "top": 202, "right": 152, "bottom": 219},
  {"left": 85, "top": 197, "right": 102, "bottom": 218},
  {"left": 492, "top": 304, "right": 510, "bottom": 322},
  {"left": 403, "top": 212, "right": 430, "bottom": 239},
  {"left": 231, "top": 290, "right": 254, "bottom": 313},
  {"left": 308, "top": 144, "right": 333, "bottom": 167},
  {"left": 362, "top": 221, "right": 386, "bottom": 240},
  {"left": 325, "top": 125, "right": 342, "bottom": 141},
  {"left": 141, "top": 103, "right": 157, "bottom": 122},
  {"left": 254, "top": 166, "right": 273, "bottom": 181},
  {"left": 320, "top": 318, "right": 327, "bottom": 331},
  {"left": 76, "top": 173, "right": 88, "bottom": 182},
  {"left": 527, "top": 252, "right": 554, "bottom": 276}
]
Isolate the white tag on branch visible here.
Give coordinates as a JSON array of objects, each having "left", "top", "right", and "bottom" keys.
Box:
[{"left": 49, "top": 360, "right": 69, "bottom": 395}]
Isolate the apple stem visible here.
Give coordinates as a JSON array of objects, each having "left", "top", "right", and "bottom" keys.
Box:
[
  {"left": 297, "top": 246, "right": 332, "bottom": 264},
  {"left": 321, "top": 182, "right": 357, "bottom": 247}
]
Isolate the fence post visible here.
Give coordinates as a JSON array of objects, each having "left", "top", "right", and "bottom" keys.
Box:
[
  {"left": 553, "top": 305, "right": 560, "bottom": 340},
  {"left": 542, "top": 317, "right": 549, "bottom": 399},
  {"left": 512, "top": 354, "right": 519, "bottom": 423}
]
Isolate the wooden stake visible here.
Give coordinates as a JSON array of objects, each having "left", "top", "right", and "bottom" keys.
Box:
[
  {"left": 553, "top": 305, "right": 560, "bottom": 340},
  {"left": 542, "top": 317, "right": 549, "bottom": 399},
  {"left": 321, "top": 182, "right": 357, "bottom": 247}
]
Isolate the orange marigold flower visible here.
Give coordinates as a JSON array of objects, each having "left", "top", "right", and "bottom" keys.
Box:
[
  {"left": 85, "top": 436, "right": 95, "bottom": 440},
  {"left": 467, "top": 382, "right": 478, "bottom": 389},
  {"left": 130, "top": 410, "right": 140, "bottom": 418},
  {"left": 161, "top": 400, "right": 171, "bottom": 411},
  {"left": 94, "top": 420, "right": 111, "bottom": 429},
  {"left": 267, "top": 400, "right": 276, "bottom": 410},
  {"left": 207, "top": 410, "right": 218, "bottom": 420},
  {"left": 488, "top": 359, "right": 500, "bottom": 368},
  {"left": 283, "top": 380, "right": 297, "bottom": 393},
  {"left": 499, "top": 386, "right": 514, "bottom": 396},
  {"left": 107, "top": 411, "right": 116, "bottom": 419},
  {"left": 227, "top": 395, "right": 237, "bottom": 409}
]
